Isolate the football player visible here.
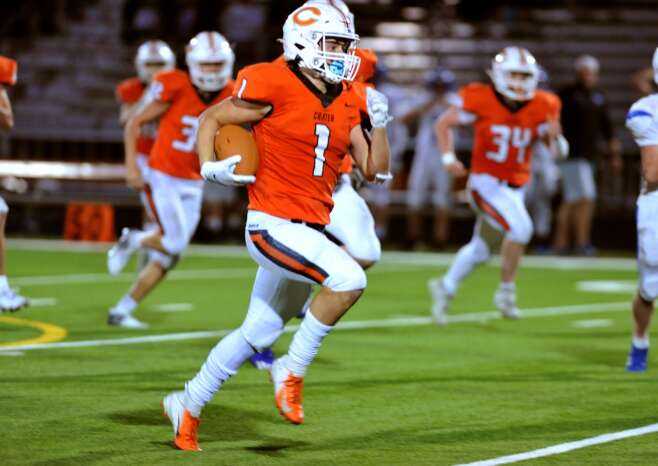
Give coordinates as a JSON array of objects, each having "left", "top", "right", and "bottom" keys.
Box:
[
  {"left": 0, "top": 55, "right": 29, "bottom": 312},
  {"left": 106, "top": 32, "right": 235, "bottom": 328},
  {"left": 625, "top": 47, "right": 658, "bottom": 372},
  {"left": 116, "top": 40, "right": 175, "bottom": 208},
  {"left": 115, "top": 40, "right": 175, "bottom": 266},
  {"left": 162, "top": 4, "right": 392, "bottom": 451},
  {"left": 429, "top": 47, "right": 567, "bottom": 323}
]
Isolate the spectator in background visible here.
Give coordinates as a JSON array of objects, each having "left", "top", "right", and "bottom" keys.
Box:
[
  {"left": 553, "top": 55, "right": 622, "bottom": 256},
  {"left": 406, "top": 68, "right": 458, "bottom": 250}
]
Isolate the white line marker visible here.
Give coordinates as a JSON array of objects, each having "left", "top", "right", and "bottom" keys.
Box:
[
  {"left": 152, "top": 303, "right": 194, "bottom": 313},
  {"left": 577, "top": 280, "right": 636, "bottom": 294},
  {"left": 30, "top": 297, "right": 58, "bottom": 307},
  {"left": 0, "top": 301, "right": 628, "bottom": 352},
  {"left": 456, "top": 423, "right": 658, "bottom": 466},
  {"left": 0, "top": 351, "right": 24, "bottom": 357},
  {"left": 571, "top": 319, "right": 613, "bottom": 329}
]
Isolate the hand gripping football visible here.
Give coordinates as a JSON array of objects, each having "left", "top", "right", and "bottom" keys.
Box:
[{"left": 213, "top": 124, "right": 259, "bottom": 176}]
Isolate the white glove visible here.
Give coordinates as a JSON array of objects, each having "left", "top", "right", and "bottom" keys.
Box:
[
  {"left": 201, "top": 155, "right": 255, "bottom": 187},
  {"left": 366, "top": 87, "right": 393, "bottom": 128},
  {"left": 374, "top": 172, "right": 393, "bottom": 184},
  {"left": 555, "top": 134, "right": 569, "bottom": 160}
]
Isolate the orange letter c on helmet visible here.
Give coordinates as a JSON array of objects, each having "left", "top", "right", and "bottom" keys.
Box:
[{"left": 293, "top": 6, "right": 321, "bottom": 26}]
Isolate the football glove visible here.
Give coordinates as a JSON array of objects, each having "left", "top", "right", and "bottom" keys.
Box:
[
  {"left": 201, "top": 156, "right": 256, "bottom": 186},
  {"left": 366, "top": 87, "right": 393, "bottom": 128}
]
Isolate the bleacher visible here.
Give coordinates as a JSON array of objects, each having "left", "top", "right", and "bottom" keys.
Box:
[{"left": 0, "top": 0, "right": 654, "bottom": 243}]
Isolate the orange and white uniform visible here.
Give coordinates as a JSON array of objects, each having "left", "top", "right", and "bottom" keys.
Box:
[
  {"left": 0, "top": 56, "right": 16, "bottom": 214},
  {"left": 457, "top": 82, "right": 561, "bottom": 244},
  {"left": 145, "top": 69, "right": 234, "bottom": 256},
  {"left": 326, "top": 78, "right": 381, "bottom": 263},
  {"left": 116, "top": 77, "right": 157, "bottom": 176},
  {"left": 234, "top": 60, "right": 367, "bottom": 295},
  {"left": 0, "top": 56, "right": 17, "bottom": 86}
]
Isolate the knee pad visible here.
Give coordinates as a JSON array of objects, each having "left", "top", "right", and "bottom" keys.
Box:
[
  {"left": 506, "top": 216, "right": 533, "bottom": 245},
  {"left": 161, "top": 235, "right": 188, "bottom": 256},
  {"left": 326, "top": 262, "right": 367, "bottom": 292},
  {"left": 240, "top": 306, "right": 285, "bottom": 352},
  {"left": 148, "top": 250, "right": 179, "bottom": 271},
  {"left": 469, "top": 236, "right": 491, "bottom": 264}
]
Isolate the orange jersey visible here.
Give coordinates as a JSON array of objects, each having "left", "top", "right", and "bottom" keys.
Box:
[
  {"left": 354, "top": 48, "right": 378, "bottom": 84},
  {"left": 0, "top": 56, "right": 17, "bottom": 86},
  {"left": 459, "top": 83, "right": 561, "bottom": 186},
  {"left": 149, "top": 69, "right": 234, "bottom": 180},
  {"left": 235, "top": 61, "right": 361, "bottom": 224},
  {"left": 116, "top": 77, "right": 157, "bottom": 156}
]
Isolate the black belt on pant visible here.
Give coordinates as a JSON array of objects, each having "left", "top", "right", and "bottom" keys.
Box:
[{"left": 290, "top": 219, "right": 325, "bottom": 232}]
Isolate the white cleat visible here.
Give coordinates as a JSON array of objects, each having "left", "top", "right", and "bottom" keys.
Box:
[
  {"left": 0, "top": 288, "right": 29, "bottom": 313},
  {"left": 107, "top": 228, "right": 139, "bottom": 276},
  {"left": 494, "top": 288, "right": 522, "bottom": 320},
  {"left": 428, "top": 278, "right": 451, "bottom": 325},
  {"left": 107, "top": 312, "right": 149, "bottom": 329},
  {"left": 162, "top": 391, "right": 201, "bottom": 451}
]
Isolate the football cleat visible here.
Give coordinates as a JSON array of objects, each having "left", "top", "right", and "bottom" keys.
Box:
[
  {"left": 107, "top": 312, "right": 149, "bottom": 329},
  {"left": 162, "top": 391, "right": 201, "bottom": 451},
  {"left": 0, "top": 288, "right": 28, "bottom": 313},
  {"left": 626, "top": 344, "right": 649, "bottom": 372},
  {"left": 271, "top": 357, "right": 304, "bottom": 425},
  {"left": 249, "top": 348, "right": 275, "bottom": 371},
  {"left": 428, "top": 278, "right": 451, "bottom": 325},
  {"left": 107, "top": 228, "right": 139, "bottom": 276},
  {"left": 493, "top": 288, "right": 521, "bottom": 320}
]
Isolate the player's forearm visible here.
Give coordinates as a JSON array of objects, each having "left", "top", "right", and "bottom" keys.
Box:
[
  {"left": 367, "top": 127, "right": 391, "bottom": 176},
  {"left": 0, "top": 90, "right": 13, "bottom": 129},
  {"left": 641, "top": 146, "right": 658, "bottom": 184},
  {"left": 123, "top": 117, "right": 140, "bottom": 170},
  {"left": 197, "top": 108, "right": 221, "bottom": 165},
  {"left": 436, "top": 120, "right": 454, "bottom": 155}
]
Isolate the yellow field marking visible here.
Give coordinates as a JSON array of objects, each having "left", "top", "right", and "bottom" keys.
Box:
[{"left": 0, "top": 316, "right": 67, "bottom": 347}]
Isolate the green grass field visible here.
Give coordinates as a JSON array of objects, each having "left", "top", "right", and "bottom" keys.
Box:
[{"left": 1, "top": 241, "right": 657, "bottom": 465}]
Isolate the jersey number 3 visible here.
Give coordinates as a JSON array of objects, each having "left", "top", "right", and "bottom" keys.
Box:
[
  {"left": 486, "top": 125, "right": 532, "bottom": 164},
  {"left": 313, "top": 124, "right": 330, "bottom": 177},
  {"left": 172, "top": 115, "right": 199, "bottom": 153}
]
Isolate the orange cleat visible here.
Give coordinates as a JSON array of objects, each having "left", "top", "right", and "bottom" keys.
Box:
[
  {"left": 162, "top": 391, "right": 202, "bottom": 451},
  {"left": 271, "top": 357, "right": 304, "bottom": 425}
]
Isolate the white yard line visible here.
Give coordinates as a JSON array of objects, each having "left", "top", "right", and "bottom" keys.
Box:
[
  {"left": 0, "top": 301, "right": 628, "bottom": 352},
  {"left": 456, "top": 423, "right": 658, "bottom": 466},
  {"left": 7, "top": 238, "right": 636, "bottom": 270},
  {"left": 30, "top": 297, "right": 58, "bottom": 307},
  {"left": 152, "top": 303, "right": 194, "bottom": 313}
]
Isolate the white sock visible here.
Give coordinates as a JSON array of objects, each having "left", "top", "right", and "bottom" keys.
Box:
[
  {"left": 286, "top": 310, "right": 333, "bottom": 377},
  {"left": 184, "top": 329, "right": 255, "bottom": 417},
  {"left": 112, "top": 295, "right": 137, "bottom": 316},
  {"left": 633, "top": 335, "right": 650, "bottom": 349},
  {"left": 498, "top": 282, "right": 516, "bottom": 293},
  {"left": 0, "top": 275, "right": 9, "bottom": 291},
  {"left": 443, "top": 243, "right": 485, "bottom": 295}
]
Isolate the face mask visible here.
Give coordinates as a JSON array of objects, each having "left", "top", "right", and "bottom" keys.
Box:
[{"left": 328, "top": 60, "right": 345, "bottom": 78}]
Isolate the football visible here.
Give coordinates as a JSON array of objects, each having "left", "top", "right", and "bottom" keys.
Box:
[{"left": 213, "top": 124, "right": 259, "bottom": 176}]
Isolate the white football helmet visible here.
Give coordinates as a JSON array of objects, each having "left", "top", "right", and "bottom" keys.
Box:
[
  {"left": 135, "top": 40, "right": 175, "bottom": 83},
  {"left": 283, "top": 4, "right": 360, "bottom": 84},
  {"left": 653, "top": 47, "right": 658, "bottom": 85},
  {"left": 489, "top": 46, "right": 539, "bottom": 101},
  {"left": 303, "top": 0, "right": 355, "bottom": 33},
  {"left": 186, "top": 31, "right": 235, "bottom": 92}
]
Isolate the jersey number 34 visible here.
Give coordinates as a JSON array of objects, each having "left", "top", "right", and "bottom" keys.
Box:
[{"left": 486, "top": 125, "right": 532, "bottom": 164}]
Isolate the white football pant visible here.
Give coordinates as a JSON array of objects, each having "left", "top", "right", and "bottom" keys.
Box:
[{"left": 638, "top": 191, "right": 658, "bottom": 302}]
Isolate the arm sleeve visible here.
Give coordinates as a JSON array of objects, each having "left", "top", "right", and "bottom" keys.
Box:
[
  {"left": 456, "top": 84, "right": 481, "bottom": 123},
  {"left": 0, "top": 57, "right": 17, "bottom": 86},
  {"left": 115, "top": 80, "right": 142, "bottom": 104},
  {"left": 627, "top": 99, "right": 658, "bottom": 147},
  {"left": 234, "top": 65, "right": 279, "bottom": 105}
]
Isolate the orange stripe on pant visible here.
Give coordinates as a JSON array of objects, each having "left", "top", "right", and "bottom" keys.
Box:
[
  {"left": 250, "top": 232, "right": 327, "bottom": 284},
  {"left": 143, "top": 184, "right": 163, "bottom": 232},
  {"left": 471, "top": 190, "right": 510, "bottom": 231}
]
